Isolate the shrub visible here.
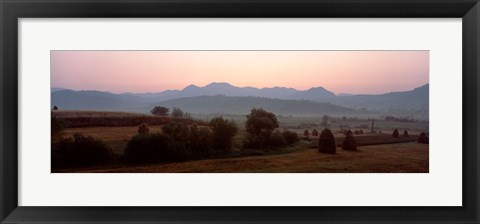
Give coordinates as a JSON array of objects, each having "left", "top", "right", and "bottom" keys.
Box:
[
  {"left": 342, "top": 132, "right": 357, "bottom": 151},
  {"left": 151, "top": 106, "right": 169, "bottom": 116},
  {"left": 124, "top": 133, "right": 190, "bottom": 163},
  {"left": 209, "top": 117, "right": 238, "bottom": 149},
  {"left": 392, "top": 129, "right": 400, "bottom": 138},
  {"left": 53, "top": 105, "right": 58, "bottom": 110},
  {"left": 189, "top": 124, "right": 214, "bottom": 153},
  {"left": 162, "top": 122, "right": 189, "bottom": 142},
  {"left": 171, "top": 107, "right": 184, "bottom": 118},
  {"left": 403, "top": 130, "right": 409, "bottom": 137},
  {"left": 312, "top": 129, "right": 319, "bottom": 136},
  {"left": 52, "top": 133, "right": 112, "bottom": 168},
  {"left": 418, "top": 132, "right": 429, "bottom": 144},
  {"left": 318, "top": 128, "right": 336, "bottom": 154},
  {"left": 283, "top": 130, "right": 300, "bottom": 145},
  {"left": 242, "top": 133, "right": 258, "bottom": 149},
  {"left": 245, "top": 108, "right": 279, "bottom": 147},
  {"left": 269, "top": 130, "right": 287, "bottom": 147},
  {"left": 138, "top": 123, "right": 150, "bottom": 135}
]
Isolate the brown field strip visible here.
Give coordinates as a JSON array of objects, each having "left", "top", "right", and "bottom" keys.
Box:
[{"left": 61, "top": 142, "right": 428, "bottom": 173}]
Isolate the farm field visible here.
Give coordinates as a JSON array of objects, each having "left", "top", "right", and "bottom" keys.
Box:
[
  {"left": 58, "top": 142, "right": 428, "bottom": 173},
  {"left": 61, "top": 125, "right": 419, "bottom": 156},
  {"left": 52, "top": 110, "right": 428, "bottom": 173}
]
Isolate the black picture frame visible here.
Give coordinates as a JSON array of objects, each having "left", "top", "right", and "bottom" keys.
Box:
[{"left": 1, "top": 0, "right": 479, "bottom": 223}]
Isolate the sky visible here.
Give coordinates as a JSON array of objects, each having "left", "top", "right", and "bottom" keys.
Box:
[{"left": 51, "top": 51, "right": 429, "bottom": 95}]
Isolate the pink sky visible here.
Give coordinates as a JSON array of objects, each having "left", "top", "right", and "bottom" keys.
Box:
[{"left": 51, "top": 51, "right": 429, "bottom": 94}]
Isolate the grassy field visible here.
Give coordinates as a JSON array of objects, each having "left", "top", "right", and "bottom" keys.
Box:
[
  {"left": 59, "top": 142, "right": 428, "bottom": 173},
  {"left": 54, "top": 110, "right": 429, "bottom": 173},
  {"left": 192, "top": 113, "right": 429, "bottom": 133},
  {"left": 53, "top": 110, "right": 207, "bottom": 128}
]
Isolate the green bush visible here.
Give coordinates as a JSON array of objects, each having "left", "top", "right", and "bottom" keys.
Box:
[
  {"left": 209, "top": 117, "right": 238, "bottom": 149},
  {"left": 242, "top": 133, "right": 258, "bottom": 149},
  {"left": 52, "top": 133, "right": 112, "bottom": 168},
  {"left": 162, "top": 122, "right": 189, "bottom": 142},
  {"left": 282, "top": 130, "right": 300, "bottom": 145},
  {"left": 124, "top": 133, "right": 190, "bottom": 163},
  {"left": 268, "top": 130, "right": 287, "bottom": 147},
  {"left": 189, "top": 125, "right": 214, "bottom": 153},
  {"left": 171, "top": 107, "right": 184, "bottom": 118}
]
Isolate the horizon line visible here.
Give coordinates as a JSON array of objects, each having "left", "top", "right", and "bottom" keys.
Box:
[{"left": 52, "top": 82, "right": 429, "bottom": 96}]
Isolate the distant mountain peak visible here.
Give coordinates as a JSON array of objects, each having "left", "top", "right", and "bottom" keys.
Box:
[
  {"left": 206, "top": 82, "right": 233, "bottom": 87},
  {"left": 183, "top": 84, "right": 199, "bottom": 90}
]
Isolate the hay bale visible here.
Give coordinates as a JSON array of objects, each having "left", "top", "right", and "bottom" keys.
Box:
[
  {"left": 392, "top": 129, "right": 399, "bottom": 138},
  {"left": 345, "top": 129, "right": 353, "bottom": 136},
  {"left": 304, "top": 129, "right": 310, "bottom": 138},
  {"left": 403, "top": 130, "right": 409, "bottom": 137},
  {"left": 318, "top": 128, "right": 336, "bottom": 154},
  {"left": 342, "top": 132, "right": 357, "bottom": 151},
  {"left": 418, "top": 132, "right": 429, "bottom": 144},
  {"left": 138, "top": 123, "right": 150, "bottom": 135}
]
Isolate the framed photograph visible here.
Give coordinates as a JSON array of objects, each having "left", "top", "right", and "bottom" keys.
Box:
[{"left": 1, "top": 0, "right": 479, "bottom": 223}]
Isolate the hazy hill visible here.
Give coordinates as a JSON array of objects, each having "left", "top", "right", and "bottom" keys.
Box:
[
  {"left": 125, "top": 82, "right": 324, "bottom": 101},
  {"left": 51, "top": 83, "right": 428, "bottom": 118},
  {"left": 155, "top": 95, "right": 358, "bottom": 116},
  {"left": 51, "top": 90, "right": 361, "bottom": 116},
  {"left": 334, "top": 84, "right": 429, "bottom": 111},
  {"left": 51, "top": 90, "right": 151, "bottom": 112}
]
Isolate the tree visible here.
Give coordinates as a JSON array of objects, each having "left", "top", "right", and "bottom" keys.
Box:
[
  {"left": 245, "top": 108, "right": 279, "bottom": 146},
  {"left": 283, "top": 130, "right": 300, "bottom": 145},
  {"left": 209, "top": 117, "right": 238, "bottom": 149},
  {"left": 162, "top": 122, "right": 189, "bottom": 142},
  {"left": 312, "top": 129, "right": 319, "bottom": 136},
  {"left": 53, "top": 105, "right": 58, "bottom": 110},
  {"left": 171, "top": 107, "right": 184, "bottom": 118},
  {"left": 188, "top": 124, "right": 214, "bottom": 153},
  {"left": 150, "top": 106, "right": 169, "bottom": 116}
]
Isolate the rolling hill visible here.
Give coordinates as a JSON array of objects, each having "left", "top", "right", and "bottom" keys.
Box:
[
  {"left": 51, "top": 83, "right": 428, "bottom": 118},
  {"left": 154, "top": 95, "right": 358, "bottom": 116}
]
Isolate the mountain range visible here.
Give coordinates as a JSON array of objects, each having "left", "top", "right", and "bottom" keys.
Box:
[{"left": 51, "top": 82, "right": 429, "bottom": 118}]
